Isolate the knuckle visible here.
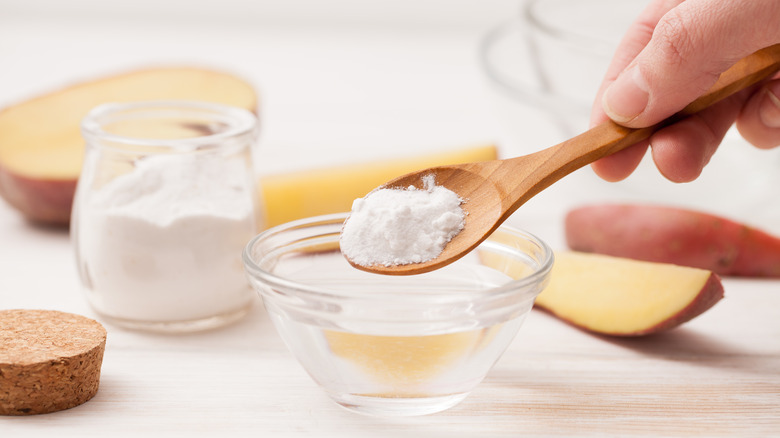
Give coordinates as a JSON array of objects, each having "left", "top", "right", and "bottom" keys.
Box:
[
  {"left": 654, "top": 9, "right": 698, "bottom": 68},
  {"left": 651, "top": 8, "right": 722, "bottom": 92},
  {"left": 690, "top": 113, "right": 720, "bottom": 149}
]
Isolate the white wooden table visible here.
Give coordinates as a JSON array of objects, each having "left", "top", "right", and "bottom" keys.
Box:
[{"left": 2, "top": 4, "right": 779, "bottom": 436}]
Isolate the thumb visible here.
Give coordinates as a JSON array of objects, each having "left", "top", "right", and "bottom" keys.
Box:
[{"left": 602, "top": 0, "right": 780, "bottom": 128}]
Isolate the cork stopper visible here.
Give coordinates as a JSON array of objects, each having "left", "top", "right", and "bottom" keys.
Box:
[{"left": 0, "top": 309, "right": 107, "bottom": 415}]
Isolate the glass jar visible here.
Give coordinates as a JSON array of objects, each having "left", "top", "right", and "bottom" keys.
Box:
[{"left": 72, "top": 101, "right": 260, "bottom": 332}]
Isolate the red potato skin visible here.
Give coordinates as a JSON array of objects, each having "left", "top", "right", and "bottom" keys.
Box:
[
  {"left": 566, "top": 204, "right": 780, "bottom": 277},
  {"left": 0, "top": 166, "right": 75, "bottom": 226},
  {"left": 631, "top": 273, "right": 724, "bottom": 336}
]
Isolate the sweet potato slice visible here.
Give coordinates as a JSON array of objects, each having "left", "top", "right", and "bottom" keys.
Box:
[{"left": 536, "top": 251, "right": 724, "bottom": 336}]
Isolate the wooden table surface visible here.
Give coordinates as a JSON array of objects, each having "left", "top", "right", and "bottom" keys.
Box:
[
  {"left": 2, "top": 201, "right": 779, "bottom": 437},
  {"left": 1, "top": 5, "right": 779, "bottom": 436}
]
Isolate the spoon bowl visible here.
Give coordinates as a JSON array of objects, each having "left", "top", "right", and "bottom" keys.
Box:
[
  {"left": 371, "top": 165, "right": 506, "bottom": 274},
  {"left": 348, "top": 44, "right": 780, "bottom": 275}
]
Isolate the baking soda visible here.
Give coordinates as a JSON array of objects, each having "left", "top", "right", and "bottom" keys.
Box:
[
  {"left": 78, "top": 154, "right": 257, "bottom": 322},
  {"left": 340, "top": 174, "right": 465, "bottom": 267}
]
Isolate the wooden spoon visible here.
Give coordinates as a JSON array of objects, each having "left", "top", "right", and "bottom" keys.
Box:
[{"left": 348, "top": 44, "right": 780, "bottom": 275}]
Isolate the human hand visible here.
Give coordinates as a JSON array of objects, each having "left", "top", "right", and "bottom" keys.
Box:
[{"left": 590, "top": 0, "right": 780, "bottom": 182}]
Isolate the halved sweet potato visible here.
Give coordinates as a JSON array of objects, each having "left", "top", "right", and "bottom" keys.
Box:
[
  {"left": 0, "top": 67, "right": 258, "bottom": 225},
  {"left": 259, "top": 144, "right": 497, "bottom": 228},
  {"left": 536, "top": 251, "right": 724, "bottom": 336}
]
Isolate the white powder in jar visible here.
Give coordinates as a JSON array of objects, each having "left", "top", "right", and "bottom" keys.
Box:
[
  {"left": 340, "top": 174, "right": 465, "bottom": 267},
  {"left": 78, "top": 154, "right": 257, "bottom": 322}
]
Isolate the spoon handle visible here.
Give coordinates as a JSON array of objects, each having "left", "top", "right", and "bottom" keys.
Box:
[{"left": 505, "top": 44, "right": 780, "bottom": 211}]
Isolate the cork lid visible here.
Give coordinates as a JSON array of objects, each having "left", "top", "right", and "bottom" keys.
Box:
[{"left": 0, "top": 309, "right": 107, "bottom": 415}]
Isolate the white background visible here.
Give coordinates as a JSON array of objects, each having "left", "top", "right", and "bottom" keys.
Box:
[
  {"left": 0, "top": 0, "right": 519, "bottom": 172},
  {"left": 2, "top": 1, "right": 779, "bottom": 436}
]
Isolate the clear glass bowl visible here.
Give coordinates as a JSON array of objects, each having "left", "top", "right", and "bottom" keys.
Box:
[{"left": 243, "top": 213, "right": 554, "bottom": 417}]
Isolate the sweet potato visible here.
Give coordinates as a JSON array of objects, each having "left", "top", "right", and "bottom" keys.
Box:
[
  {"left": 536, "top": 251, "right": 724, "bottom": 336},
  {"left": 565, "top": 204, "right": 780, "bottom": 277}
]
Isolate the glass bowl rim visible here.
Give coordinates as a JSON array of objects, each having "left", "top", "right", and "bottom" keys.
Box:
[
  {"left": 478, "top": 19, "right": 590, "bottom": 116},
  {"left": 242, "top": 213, "right": 555, "bottom": 304},
  {"left": 522, "top": 0, "right": 619, "bottom": 57},
  {"left": 80, "top": 99, "right": 257, "bottom": 151}
]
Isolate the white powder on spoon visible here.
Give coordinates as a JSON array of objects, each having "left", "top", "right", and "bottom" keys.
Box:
[{"left": 340, "top": 174, "right": 465, "bottom": 267}]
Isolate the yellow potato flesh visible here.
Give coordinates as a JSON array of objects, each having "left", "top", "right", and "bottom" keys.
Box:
[
  {"left": 536, "top": 251, "right": 714, "bottom": 334},
  {"left": 325, "top": 330, "right": 481, "bottom": 388},
  {"left": 259, "top": 144, "right": 497, "bottom": 228},
  {"left": 0, "top": 67, "right": 257, "bottom": 178}
]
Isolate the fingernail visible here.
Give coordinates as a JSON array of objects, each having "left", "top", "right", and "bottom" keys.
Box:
[
  {"left": 759, "top": 83, "right": 780, "bottom": 128},
  {"left": 602, "top": 65, "right": 649, "bottom": 123}
]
